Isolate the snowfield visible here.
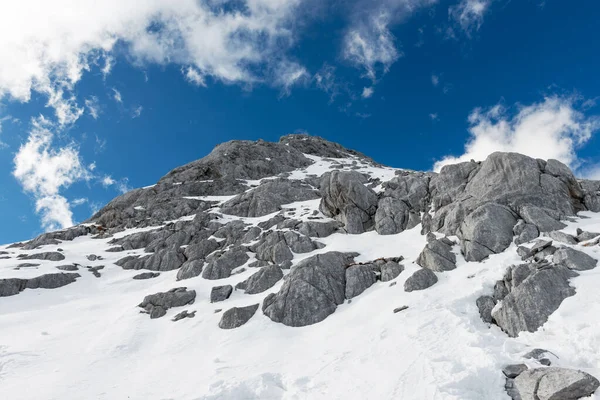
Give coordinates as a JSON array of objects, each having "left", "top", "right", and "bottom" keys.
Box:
[{"left": 0, "top": 152, "right": 599, "bottom": 400}]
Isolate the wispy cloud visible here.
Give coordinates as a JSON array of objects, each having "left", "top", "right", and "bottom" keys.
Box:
[
  {"left": 131, "top": 105, "right": 143, "bottom": 119},
  {"left": 184, "top": 66, "right": 206, "bottom": 87},
  {"left": 362, "top": 87, "right": 374, "bottom": 98},
  {"left": 431, "top": 74, "right": 440, "bottom": 87},
  {"left": 433, "top": 96, "right": 600, "bottom": 173},
  {"left": 449, "top": 0, "right": 491, "bottom": 35},
  {"left": 85, "top": 96, "right": 101, "bottom": 119},
  {"left": 112, "top": 88, "right": 123, "bottom": 104},
  {"left": 429, "top": 112, "right": 439, "bottom": 121}
]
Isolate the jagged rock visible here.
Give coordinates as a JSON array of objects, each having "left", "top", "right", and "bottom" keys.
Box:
[
  {"left": 218, "top": 304, "right": 259, "bottom": 329},
  {"left": 0, "top": 273, "right": 81, "bottom": 297},
  {"left": 514, "top": 221, "right": 540, "bottom": 245},
  {"left": 254, "top": 231, "right": 297, "bottom": 264},
  {"left": 210, "top": 285, "right": 233, "bottom": 303},
  {"left": 138, "top": 287, "right": 196, "bottom": 319},
  {"left": 430, "top": 161, "right": 480, "bottom": 210},
  {"left": 512, "top": 367, "right": 599, "bottom": 400},
  {"left": 517, "top": 246, "right": 533, "bottom": 260},
  {"left": 319, "top": 171, "right": 378, "bottom": 234},
  {"left": 283, "top": 231, "right": 319, "bottom": 253},
  {"left": 116, "top": 248, "right": 186, "bottom": 271},
  {"left": 380, "top": 261, "right": 404, "bottom": 282},
  {"left": 263, "top": 252, "right": 357, "bottom": 327},
  {"left": 14, "top": 263, "right": 40, "bottom": 269},
  {"left": 580, "top": 179, "right": 600, "bottom": 212},
  {"left": 22, "top": 225, "right": 97, "bottom": 250},
  {"left": 106, "top": 246, "right": 124, "bottom": 252},
  {"left": 382, "top": 172, "right": 431, "bottom": 212},
  {"left": 280, "top": 133, "right": 370, "bottom": 159},
  {"left": 202, "top": 246, "right": 249, "bottom": 280},
  {"left": 176, "top": 260, "right": 205, "bottom": 280},
  {"left": 492, "top": 265, "right": 578, "bottom": 337},
  {"left": 296, "top": 220, "right": 341, "bottom": 238},
  {"left": 493, "top": 280, "right": 509, "bottom": 301},
  {"left": 416, "top": 239, "right": 456, "bottom": 272},
  {"left": 459, "top": 203, "right": 518, "bottom": 262},
  {"left": 547, "top": 231, "right": 578, "bottom": 245},
  {"left": 476, "top": 295, "right": 496, "bottom": 323},
  {"left": 236, "top": 265, "right": 283, "bottom": 294},
  {"left": 56, "top": 264, "right": 78, "bottom": 271},
  {"left": 503, "top": 364, "right": 528, "bottom": 379},
  {"left": 519, "top": 205, "right": 566, "bottom": 232},
  {"left": 374, "top": 197, "right": 420, "bottom": 235},
  {"left": 221, "top": 179, "right": 319, "bottom": 217},
  {"left": 345, "top": 264, "right": 378, "bottom": 299},
  {"left": 533, "top": 246, "right": 557, "bottom": 262},
  {"left": 576, "top": 228, "right": 600, "bottom": 242},
  {"left": 88, "top": 266, "right": 104, "bottom": 278},
  {"left": 132, "top": 272, "right": 160, "bottom": 280},
  {"left": 553, "top": 247, "right": 597, "bottom": 271},
  {"left": 172, "top": 310, "right": 196, "bottom": 321},
  {"left": 404, "top": 269, "right": 438, "bottom": 292},
  {"left": 19, "top": 252, "right": 65, "bottom": 262}
]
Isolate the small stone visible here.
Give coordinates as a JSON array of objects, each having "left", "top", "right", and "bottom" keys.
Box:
[
  {"left": 393, "top": 305, "right": 409, "bottom": 313},
  {"left": 404, "top": 269, "right": 438, "bottom": 292},
  {"left": 210, "top": 285, "right": 233, "bottom": 303},
  {"left": 502, "top": 364, "right": 528, "bottom": 379}
]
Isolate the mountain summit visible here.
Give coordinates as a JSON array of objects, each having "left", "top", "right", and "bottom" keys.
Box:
[{"left": 1, "top": 134, "right": 600, "bottom": 400}]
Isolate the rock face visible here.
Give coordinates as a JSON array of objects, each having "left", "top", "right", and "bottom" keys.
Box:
[
  {"left": 138, "top": 288, "right": 196, "bottom": 319},
  {"left": 0, "top": 273, "right": 80, "bottom": 297},
  {"left": 263, "top": 252, "right": 357, "bottom": 327},
  {"left": 374, "top": 197, "right": 420, "bottom": 235},
  {"left": 320, "top": 171, "right": 378, "bottom": 234},
  {"left": 218, "top": 304, "right": 259, "bottom": 329},
  {"left": 345, "top": 264, "right": 378, "bottom": 299},
  {"left": 512, "top": 367, "right": 599, "bottom": 400},
  {"left": 202, "top": 247, "right": 249, "bottom": 280}
]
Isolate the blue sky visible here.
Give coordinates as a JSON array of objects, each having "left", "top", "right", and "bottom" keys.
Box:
[{"left": 1, "top": 0, "right": 600, "bottom": 244}]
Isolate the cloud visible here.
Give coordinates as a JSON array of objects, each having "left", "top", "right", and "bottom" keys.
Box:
[
  {"left": 12, "top": 116, "right": 92, "bottom": 231},
  {"left": 431, "top": 74, "right": 439, "bottom": 87},
  {"left": 272, "top": 60, "right": 309, "bottom": 97},
  {"left": 362, "top": 86, "right": 374, "bottom": 98},
  {"left": 72, "top": 197, "right": 88, "bottom": 206},
  {"left": 101, "top": 175, "right": 116, "bottom": 187},
  {"left": 314, "top": 63, "right": 345, "bottom": 103},
  {"left": 449, "top": 0, "right": 491, "bottom": 34},
  {"left": 433, "top": 96, "right": 600, "bottom": 172},
  {"left": 429, "top": 112, "right": 439, "bottom": 121},
  {"left": 131, "top": 105, "right": 143, "bottom": 118},
  {"left": 0, "top": 115, "right": 18, "bottom": 149},
  {"left": 184, "top": 66, "right": 206, "bottom": 87},
  {"left": 85, "top": 96, "right": 101, "bottom": 119},
  {"left": 112, "top": 88, "right": 123, "bottom": 104},
  {"left": 100, "top": 175, "right": 130, "bottom": 193}
]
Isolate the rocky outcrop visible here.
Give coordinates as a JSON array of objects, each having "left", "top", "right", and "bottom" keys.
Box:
[
  {"left": 236, "top": 265, "right": 283, "bottom": 294},
  {"left": 18, "top": 252, "right": 66, "bottom": 262},
  {"left": 138, "top": 287, "right": 196, "bottom": 319},
  {"left": 0, "top": 273, "right": 80, "bottom": 297},
  {"left": 176, "top": 260, "right": 205, "bottom": 280},
  {"left": 374, "top": 197, "right": 420, "bottom": 235},
  {"left": 345, "top": 264, "right": 378, "bottom": 299},
  {"left": 210, "top": 285, "right": 233, "bottom": 303},
  {"left": 416, "top": 238, "right": 456, "bottom": 271},
  {"left": 553, "top": 247, "right": 598, "bottom": 271},
  {"left": 116, "top": 249, "right": 186, "bottom": 271},
  {"left": 218, "top": 304, "right": 259, "bottom": 329},
  {"left": 202, "top": 246, "right": 249, "bottom": 280},
  {"left": 510, "top": 367, "right": 599, "bottom": 400}
]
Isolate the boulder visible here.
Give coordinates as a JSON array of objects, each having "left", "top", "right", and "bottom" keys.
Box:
[
  {"left": 345, "top": 264, "right": 378, "bottom": 299},
  {"left": 404, "top": 269, "right": 438, "bottom": 292},
  {"left": 416, "top": 239, "right": 456, "bottom": 272},
  {"left": 236, "top": 265, "right": 283, "bottom": 294},
  {"left": 139, "top": 287, "right": 196, "bottom": 319},
  {"left": 176, "top": 260, "right": 205, "bottom": 280},
  {"left": 476, "top": 295, "right": 496, "bottom": 324},
  {"left": 512, "top": 367, "right": 599, "bottom": 400},
  {"left": 553, "top": 247, "right": 597, "bottom": 271},
  {"left": 184, "top": 239, "right": 220, "bottom": 261},
  {"left": 218, "top": 304, "right": 259, "bottom": 329},
  {"left": 520, "top": 205, "right": 566, "bottom": 232},
  {"left": 374, "top": 197, "right": 420, "bottom": 235},
  {"left": 297, "top": 220, "right": 341, "bottom": 238},
  {"left": 132, "top": 272, "right": 160, "bottom": 280},
  {"left": 19, "top": 252, "right": 65, "bottom": 262},
  {"left": 547, "top": 231, "right": 578, "bottom": 245},
  {"left": 202, "top": 247, "right": 249, "bottom": 280},
  {"left": 380, "top": 261, "right": 404, "bottom": 282},
  {"left": 514, "top": 221, "right": 540, "bottom": 245},
  {"left": 503, "top": 364, "right": 528, "bottom": 379},
  {"left": 576, "top": 228, "right": 600, "bottom": 242},
  {"left": 172, "top": 310, "right": 196, "bottom": 321},
  {"left": 210, "top": 285, "right": 233, "bottom": 303},
  {"left": 56, "top": 264, "right": 78, "bottom": 271},
  {"left": 263, "top": 252, "right": 357, "bottom": 327}
]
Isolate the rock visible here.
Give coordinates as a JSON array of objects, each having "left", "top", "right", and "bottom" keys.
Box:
[
  {"left": 520, "top": 205, "right": 567, "bottom": 232},
  {"left": 513, "top": 367, "right": 599, "bottom": 400},
  {"left": 0, "top": 273, "right": 81, "bottom": 296},
  {"left": 236, "top": 265, "right": 283, "bottom": 294},
  {"left": 88, "top": 266, "right": 103, "bottom": 278},
  {"left": 503, "top": 364, "right": 528, "bottom": 379},
  {"left": 319, "top": 171, "right": 378, "bottom": 234},
  {"left": 514, "top": 221, "right": 540, "bottom": 245},
  {"left": 553, "top": 247, "right": 597, "bottom": 271},
  {"left": 132, "top": 272, "right": 160, "bottom": 280},
  {"left": 576, "top": 228, "right": 600, "bottom": 242},
  {"left": 493, "top": 280, "right": 509, "bottom": 301},
  {"left": 115, "top": 248, "right": 186, "bottom": 272},
  {"left": 416, "top": 239, "right": 456, "bottom": 272},
  {"left": 345, "top": 264, "right": 378, "bottom": 299},
  {"left": 106, "top": 246, "right": 124, "bottom": 252},
  {"left": 458, "top": 203, "right": 518, "bottom": 262},
  {"left": 382, "top": 172, "right": 431, "bottom": 212},
  {"left": 380, "top": 261, "right": 404, "bottom": 282},
  {"left": 476, "top": 295, "right": 496, "bottom": 323},
  {"left": 262, "top": 252, "right": 357, "bottom": 327},
  {"left": 86, "top": 254, "right": 100, "bottom": 261},
  {"left": 0, "top": 279, "right": 27, "bottom": 296},
  {"left": 393, "top": 306, "right": 409, "bottom": 313},
  {"left": 56, "top": 264, "right": 78, "bottom": 271},
  {"left": 184, "top": 239, "right": 220, "bottom": 261},
  {"left": 404, "top": 269, "right": 438, "bottom": 292},
  {"left": 19, "top": 251, "right": 65, "bottom": 262},
  {"left": 210, "top": 285, "right": 233, "bottom": 303},
  {"left": 547, "top": 231, "right": 578, "bottom": 245},
  {"left": 533, "top": 246, "right": 557, "bottom": 262},
  {"left": 492, "top": 265, "right": 577, "bottom": 337},
  {"left": 531, "top": 239, "right": 553, "bottom": 253},
  {"left": 374, "top": 197, "right": 419, "bottom": 235},
  {"left": 172, "top": 310, "right": 196, "bottom": 321},
  {"left": 176, "top": 260, "right": 205, "bottom": 280},
  {"left": 14, "top": 263, "right": 40, "bottom": 269},
  {"left": 517, "top": 246, "right": 533, "bottom": 260},
  {"left": 297, "top": 220, "right": 341, "bottom": 238},
  {"left": 218, "top": 304, "right": 259, "bottom": 329},
  {"left": 280, "top": 133, "right": 370, "bottom": 159},
  {"left": 202, "top": 246, "right": 249, "bottom": 280},
  {"left": 139, "top": 287, "right": 196, "bottom": 319},
  {"left": 523, "top": 349, "right": 557, "bottom": 366}
]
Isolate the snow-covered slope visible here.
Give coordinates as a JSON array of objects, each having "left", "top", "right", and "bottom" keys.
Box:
[{"left": 1, "top": 135, "right": 599, "bottom": 400}]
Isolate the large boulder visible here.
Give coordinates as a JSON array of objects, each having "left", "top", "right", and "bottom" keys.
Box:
[
  {"left": 138, "top": 287, "right": 196, "bottom": 319},
  {"left": 319, "top": 171, "right": 378, "bottom": 234},
  {"left": 210, "top": 285, "right": 233, "bottom": 303},
  {"left": 218, "top": 304, "right": 259, "bottom": 329},
  {"left": 382, "top": 171, "right": 431, "bottom": 212},
  {"left": 0, "top": 273, "right": 80, "bottom": 297},
  {"left": 202, "top": 246, "right": 249, "bottom": 280},
  {"left": 404, "top": 269, "right": 438, "bottom": 292},
  {"left": 183, "top": 239, "right": 220, "bottom": 261},
  {"left": 297, "top": 220, "right": 341, "bottom": 238},
  {"left": 262, "top": 252, "right": 357, "bottom": 327},
  {"left": 416, "top": 239, "right": 456, "bottom": 272},
  {"left": 236, "top": 265, "right": 283, "bottom": 294},
  {"left": 512, "top": 367, "right": 599, "bottom": 400},
  {"left": 176, "top": 260, "right": 205, "bottom": 281},
  {"left": 345, "top": 264, "right": 378, "bottom": 299},
  {"left": 19, "top": 252, "right": 65, "bottom": 262},
  {"left": 115, "top": 249, "right": 186, "bottom": 271},
  {"left": 553, "top": 247, "right": 597, "bottom": 271}
]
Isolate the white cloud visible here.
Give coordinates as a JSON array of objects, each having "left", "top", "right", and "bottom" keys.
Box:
[
  {"left": 429, "top": 112, "right": 439, "bottom": 121},
  {"left": 362, "top": 86, "right": 374, "bottom": 98},
  {"left": 449, "top": 0, "right": 491, "bottom": 34},
  {"left": 94, "top": 135, "right": 107, "bottom": 153},
  {"left": 433, "top": 96, "right": 600, "bottom": 172},
  {"left": 100, "top": 175, "right": 130, "bottom": 193},
  {"left": 112, "top": 88, "right": 123, "bottom": 104},
  {"left": 314, "top": 63, "right": 342, "bottom": 102},
  {"left": 85, "top": 96, "right": 101, "bottom": 119},
  {"left": 0, "top": 115, "right": 17, "bottom": 149},
  {"left": 431, "top": 74, "right": 439, "bottom": 86},
  {"left": 184, "top": 66, "right": 207, "bottom": 87},
  {"left": 101, "top": 175, "right": 116, "bottom": 187},
  {"left": 272, "top": 60, "right": 309, "bottom": 96},
  {"left": 132, "top": 105, "right": 143, "bottom": 118},
  {"left": 72, "top": 197, "right": 88, "bottom": 206},
  {"left": 12, "top": 116, "right": 92, "bottom": 231}
]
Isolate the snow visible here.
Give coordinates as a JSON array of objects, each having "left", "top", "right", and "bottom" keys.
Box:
[{"left": 1, "top": 159, "right": 599, "bottom": 399}]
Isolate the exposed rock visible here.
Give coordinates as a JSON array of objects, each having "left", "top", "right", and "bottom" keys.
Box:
[
  {"left": 14, "top": 263, "right": 40, "bottom": 269},
  {"left": 547, "top": 231, "right": 578, "bottom": 245},
  {"left": 416, "top": 239, "right": 456, "bottom": 272},
  {"left": 56, "top": 264, "right": 78, "bottom": 271},
  {"left": 202, "top": 246, "right": 249, "bottom": 280},
  {"left": 576, "top": 228, "right": 600, "bottom": 242},
  {"left": 503, "top": 364, "right": 528, "bottom": 379},
  {"left": 382, "top": 171, "right": 431, "bottom": 212},
  {"left": 19, "top": 251, "right": 65, "bottom": 262},
  {"left": 176, "top": 260, "right": 205, "bottom": 281},
  {"left": 183, "top": 239, "right": 220, "bottom": 261},
  {"left": 374, "top": 197, "right": 420, "bottom": 235},
  {"left": 218, "top": 304, "right": 259, "bottom": 329},
  {"left": 553, "top": 247, "right": 597, "bottom": 271},
  {"left": 404, "top": 269, "right": 438, "bottom": 292},
  {"left": 380, "top": 261, "right": 404, "bottom": 282},
  {"left": 520, "top": 205, "right": 567, "bottom": 232},
  {"left": 523, "top": 348, "right": 557, "bottom": 366},
  {"left": 512, "top": 367, "right": 599, "bottom": 400},
  {"left": 132, "top": 272, "right": 160, "bottom": 280},
  {"left": 263, "top": 252, "right": 357, "bottom": 327},
  {"left": 21, "top": 225, "right": 98, "bottom": 250},
  {"left": 393, "top": 305, "right": 409, "bottom": 313},
  {"left": 476, "top": 295, "right": 496, "bottom": 324},
  {"left": 116, "top": 248, "right": 186, "bottom": 272},
  {"left": 172, "top": 310, "right": 196, "bottom": 321},
  {"left": 236, "top": 265, "right": 283, "bottom": 294},
  {"left": 138, "top": 287, "right": 196, "bottom": 319},
  {"left": 280, "top": 133, "right": 370, "bottom": 159},
  {"left": 210, "top": 285, "right": 233, "bottom": 303},
  {"left": 580, "top": 179, "right": 600, "bottom": 212},
  {"left": 345, "top": 264, "right": 378, "bottom": 299},
  {"left": 514, "top": 221, "right": 540, "bottom": 245},
  {"left": 0, "top": 273, "right": 80, "bottom": 297},
  {"left": 297, "top": 220, "right": 341, "bottom": 238},
  {"left": 319, "top": 171, "right": 378, "bottom": 234}
]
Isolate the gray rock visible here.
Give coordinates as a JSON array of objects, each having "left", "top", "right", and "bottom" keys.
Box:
[
  {"left": 280, "top": 133, "right": 370, "bottom": 159},
  {"left": 493, "top": 280, "right": 509, "bottom": 301},
  {"left": 115, "top": 248, "right": 186, "bottom": 272},
  {"left": 476, "top": 295, "right": 496, "bottom": 323},
  {"left": 514, "top": 221, "right": 540, "bottom": 245},
  {"left": 0, "top": 273, "right": 81, "bottom": 296},
  {"left": 580, "top": 179, "right": 600, "bottom": 212},
  {"left": 520, "top": 205, "right": 567, "bottom": 232},
  {"left": 172, "top": 310, "right": 196, "bottom": 321},
  {"left": 210, "top": 285, "right": 233, "bottom": 302},
  {"left": 132, "top": 272, "right": 160, "bottom": 280},
  {"left": 553, "top": 247, "right": 597, "bottom": 271},
  {"left": 183, "top": 239, "right": 219, "bottom": 261},
  {"left": 374, "top": 197, "right": 419, "bottom": 235},
  {"left": 139, "top": 287, "right": 196, "bottom": 319},
  {"left": 459, "top": 203, "right": 517, "bottom": 262},
  {"left": 382, "top": 171, "right": 431, "bottom": 212},
  {"left": 345, "top": 264, "right": 378, "bottom": 299},
  {"left": 576, "top": 228, "right": 600, "bottom": 242},
  {"left": 416, "top": 239, "right": 456, "bottom": 272},
  {"left": 319, "top": 171, "right": 378, "bottom": 234},
  {"left": 547, "top": 231, "right": 578, "bottom": 245},
  {"left": 533, "top": 246, "right": 557, "bottom": 262},
  {"left": 380, "top": 261, "right": 404, "bottom": 282},
  {"left": 202, "top": 247, "right": 249, "bottom": 280},
  {"left": 393, "top": 305, "right": 409, "bottom": 313},
  {"left": 297, "top": 220, "right": 341, "bottom": 238},
  {"left": 404, "top": 269, "right": 438, "bottom": 292},
  {"left": 492, "top": 265, "right": 578, "bottom": 337},
  {"left": 503, "top": 364, "right": 528, "bottom": 379},
  {"left": 19, "top": 252, "right": 65, "bottom": 262},
  {"left": 14, "top": 263, "right": 40, "bottom": 269},
  {"left": 176, "top": 260, "right": 205, "bottom": 281},
  {"left": 56, "top": 264, "right": 78, "bottom": 271},
  {"left": 513, "top": 367, "right": 599, "bottom": 400},
  {"left": 263, "top": 252, "right": 357, "bottom": 327},
  {"left": 236, "top": 265, "right": 283, "bottom": 294},
  {"left": 218, "top": 304, "right": 259, "bottom": 329}
]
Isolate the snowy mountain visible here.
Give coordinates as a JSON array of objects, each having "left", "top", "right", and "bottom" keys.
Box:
[{"left": 1, "top": 134, "right": 600, "bottom": 400}]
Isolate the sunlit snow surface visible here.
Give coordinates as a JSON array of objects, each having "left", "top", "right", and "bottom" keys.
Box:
[{"left": 0, "top": 155, "right": 599, "bottom": 400}]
